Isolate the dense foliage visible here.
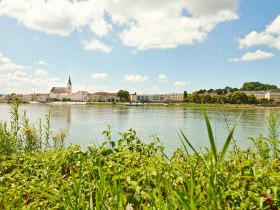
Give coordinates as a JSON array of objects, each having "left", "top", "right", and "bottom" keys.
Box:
[
  {"left": 117, "top": 90, "right": 130, "bottom": 102},
  {"left": 240, "top": 82, "right": 278, "bottom": 91},
  {"left": 196, "top": 86, "right": 238, "bottom": 95},
  {"left": 184, "top": 91, "right": 262, "bottom": 104},
  {"left": 0, "top": 103, "right": 280, "bottom": 209}
]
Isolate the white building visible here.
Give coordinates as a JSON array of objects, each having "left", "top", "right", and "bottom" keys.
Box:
[
  {"left": 137, "top": 93, "right": 184, "bottom": 103},
  {"left": 243, "top": 89, "right": 280, "bottom": 103},
  {"left": 72, "top": 91, "right": 90, "bottom": 102},
  {"left": 49, "top": 76, "right": 72, "bottom": 100},
  {"left": 265, "top": 89, "right": 280, "bottom": 102},
  {"left": 243, "top": 91, "right": 266, "bottom": 100}
]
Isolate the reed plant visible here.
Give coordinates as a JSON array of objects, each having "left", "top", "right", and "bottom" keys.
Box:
[{"left": 0, "top": 102, "right": 279, "bottom": 209}]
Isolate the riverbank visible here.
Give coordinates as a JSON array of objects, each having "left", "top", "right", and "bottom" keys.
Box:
[
  {"left": 1, "top": 121, "right": 279, "bottom": 209},
  {"left": 86, "top": 102, "right": 280, "bottom": 109},
  {"left": 2, "top": 100, "right": 280, "bottom": 109},
  {"left": 0, "top": 103, "right": 279, "bottom": 209}
]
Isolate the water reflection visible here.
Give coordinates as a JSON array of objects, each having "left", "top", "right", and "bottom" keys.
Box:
[
  {"left": 51, "top": 105, "right": 72, "bottom": 123},
  {"left": 0, "top": 104, "right": 272, "bottom": 155}
]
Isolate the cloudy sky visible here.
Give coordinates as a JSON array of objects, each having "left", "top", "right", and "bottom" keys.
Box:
[{"left": 0, "top": 0, "right": 280, "bottom": 94}]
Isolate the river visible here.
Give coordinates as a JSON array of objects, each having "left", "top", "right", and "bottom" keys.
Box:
[{"left": 0, "top": 103, "right": 272, "bottom": 155}]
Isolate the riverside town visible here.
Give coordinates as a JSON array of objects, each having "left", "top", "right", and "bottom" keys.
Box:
[
  {"left": 1, "top": 77, "right": 280, "bottom": 105},
  {"left": 1, "top": 1, "right": 280, "bottom": 209}
]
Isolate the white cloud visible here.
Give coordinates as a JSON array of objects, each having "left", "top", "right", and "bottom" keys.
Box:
[
  {"left": 174, "top": 81, "right": 187, "bottom": 86},
  {"left": 73, "top": 85, "right": 112, "bottom": 93},
  {"left": 0, "top": 0, "right": 240, "bottom": 51},
  {"left": 104, "top": 0, "right": 239, "bottom": 50},
  {"left": 0, "top": 0, "right": 111, "bottom": 37},
  {"left": 238, "top": 15, "right": 280, "bottom": 50},
  {"left": 229, "top": 50, "right": 275, "bottom": 62},
  {"left": 0, "top": 53, "right": 26, "bottom": 72},
  {"left": 14, "top": 71, "right": 27, "bottom": 77},
  {"left": 92, "top": 72, "right": 108, "bottom": 80},
  {"left": 0, "top": 70, "right": 60, "bottom": 94},
  {"left": 185, "top": 0, "right": 239, "bottom": 16},
  {"left": 158, "top": 74, "right": 168, "bottom": 82},
  {"left": 82, "top": 40, "right": 112, "bottom": 53},
  {"left": 265, "top": 15, "right": 280, "bottom": 35},
  {"left": 34, "top": 60, "right": 46, "bottom": 65},
  {"left": 124, "top": 74, "right": 148, "bottom": 82},
  {"left": 34, "top": 69, "right": 48, "bottom": 77},
  {"left": 90, "top": 18, "right": 113, "bottom": 37}
]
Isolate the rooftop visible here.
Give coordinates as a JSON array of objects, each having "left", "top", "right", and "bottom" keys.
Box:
[{"left": 50, "top": 87, "right": 69, "bottom": 94}]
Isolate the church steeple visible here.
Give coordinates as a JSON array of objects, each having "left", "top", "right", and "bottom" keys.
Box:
[{"left": 67, "top": 75, "right": 72, "bottom": 93}]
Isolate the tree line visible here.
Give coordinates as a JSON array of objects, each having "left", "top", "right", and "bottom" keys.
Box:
[
  {"left": 183, "top": 91, "right": 273, "bottom": 104},
  {"left": 118, "top": 82, "right": 278, "bottom": 104},
  {"left": 183, "top": 82, "right": 278, "bottom": 105}
]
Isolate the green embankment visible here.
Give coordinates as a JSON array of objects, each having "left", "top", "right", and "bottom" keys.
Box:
[
  {"left": 87, "top": 102, "right": 280, "bottom": 109},
  {"left": 0, "top": 103, "right": 279, "bottom": 209}
]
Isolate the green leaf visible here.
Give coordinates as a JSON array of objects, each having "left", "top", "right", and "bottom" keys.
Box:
[
  {"left": 203, "top": 109, "right": 217, "bottom": 161},
  {"left": 218, "top": 123, "right": 237, "bottom": 166},
  {"left": 179, "top": 130, "right": 198, "bottom": 155}
]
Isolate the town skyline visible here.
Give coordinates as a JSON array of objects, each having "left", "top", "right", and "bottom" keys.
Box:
[{"left": 0, "top": 0, "right": 280, "bottom": 94}]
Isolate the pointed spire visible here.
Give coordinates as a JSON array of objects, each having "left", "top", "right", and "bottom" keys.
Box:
[{"left": 68, "top": 75, "right": 72, "bottom": 85}]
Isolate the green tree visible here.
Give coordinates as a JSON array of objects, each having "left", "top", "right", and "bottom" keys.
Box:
[
  {"left": 231, "top": 91, "right": 248, "bottom": 104},
  {"left": 188, "top": 92, "right": 201, "bottom": 103},
  {"left": 259, "top": 98, "right": 269, "bottom": 104},
  {"left": 117, "top": 90, "right": 130, "bottom": 102},
  {"left": 198, "top": 89, "right": 206, "bottom": 94},
  {"left": 211, "top": 95, "right": 220, "bottom": 103},
  {"left": 202, "top": 94, "right": 212, "bottom": 104},
  {"left": 247, "top": 94, "right": 258, "bottom": 104},
  {"left": 241, "top": 82, "right": 277, "bottom": 91},
  {"left": 183, "top": 91, "right": 188, "bottom": 100},
  {"left": 224, "top": 92, "right": 233, "bottom": 103},
  {"left": 215, "top": 89, "right": 223, "bottom": 95},
  {"left": 207, "top": 89, "right": 214, "bottom": 93}
]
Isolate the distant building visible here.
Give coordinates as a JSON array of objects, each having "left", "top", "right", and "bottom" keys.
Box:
[
  {"left": 89, "top": 94, "right": 103, "bottom": 102},
  {"left": 137, "top": 93, "right": 183, "bottom": 103},
  {"left": 22, "top": 94, "right": 35, "bottom": 102},
  {"left": 265, "top": 89, "right": 280, "bottom": 102},
  {"left": 72, "top": 91, "right": 90, "bottom": 102},
  {"left": 11, "top": 94, "right": 23, "bottom": 101},
  {"left": 137, "top": 94, "right": 153, "bottom": 102},
  {"left": 49, "top": 76, "right": 72, "bottom": 100},
  {"left": 162, "top": 93, "right": 184, "bottom": 102},
  {"left": 243, "top": 91, "right": 266, "bottom": 100},
  {"left": 0, "top": 95, "right": 6, "bottom": 102},
  {"left": 129, "top": 92, "right": 137, "bottom": 102},
  {"left": 243, "top": 89, "right": 280, "bottom": 103},
  {"left": 35, "top": 94, "right": 49, "bottom": 102},
  {"left": 94, "top": 92, "right": 120, "bottom": 102}
]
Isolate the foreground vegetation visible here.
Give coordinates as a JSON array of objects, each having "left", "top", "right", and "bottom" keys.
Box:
[{"left": 0, "top": 103, "right": 280, "bottom": 209}]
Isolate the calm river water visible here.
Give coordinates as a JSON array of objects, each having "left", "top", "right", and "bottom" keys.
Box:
[{"left": 0, "top": 103, "right": 272, "bottom": 155}]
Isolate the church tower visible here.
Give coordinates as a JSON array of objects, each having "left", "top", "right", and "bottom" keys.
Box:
[{"left": 67, "top": 75, "right": 72, "bottom": 93}]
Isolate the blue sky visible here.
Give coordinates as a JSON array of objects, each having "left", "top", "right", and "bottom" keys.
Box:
[{"left": 0, "top": 0, "right": 280, "bottom": 94}]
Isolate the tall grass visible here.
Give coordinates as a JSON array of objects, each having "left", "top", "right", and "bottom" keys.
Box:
[
  {"left": 0, "top": 102, "right": 67, "bottom": 154},
  {"left": 0, "top": 102, "right": 279, "bottom": 209}
]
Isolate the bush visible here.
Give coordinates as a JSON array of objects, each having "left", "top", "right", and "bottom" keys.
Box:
[{"left": 0, "top": 103, "right": 279, "bottom": 209}]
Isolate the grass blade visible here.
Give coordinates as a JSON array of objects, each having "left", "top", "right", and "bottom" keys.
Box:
[
  {"left": 219, "top": 112, "right": 242, "bottom": 166},
  {"left": 179, "top": 130, "right": 198, "bottom": 155},
  {"left": 218, "top": 124, "right": 236, "bottom": 166},
  {"left": 17, "top": 187, "right": 23, "bottom": 210},
  {"left": 203, "top": 109, "right": 217, "bottom": 161},
  {"left": 178, "top": 132, "right": 189, "bottom": 156}
]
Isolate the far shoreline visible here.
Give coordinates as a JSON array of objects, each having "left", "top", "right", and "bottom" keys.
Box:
[{"left": 2, "top": 101, "right": 280, "bottom": 109}]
